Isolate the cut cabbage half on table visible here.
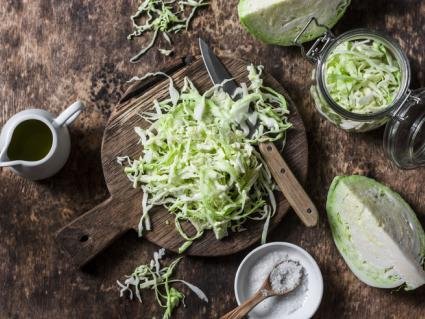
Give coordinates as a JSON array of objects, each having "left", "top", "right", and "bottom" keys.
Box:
[
  {"left": 238, "top": 0, "right": 351, "bottom": 46},
  {"left": 327, "top": 175, "right": 425, "bottom": 290}
]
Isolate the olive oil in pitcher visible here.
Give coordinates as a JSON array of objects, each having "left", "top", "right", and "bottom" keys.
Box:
[{"left": 7, "top": 119, "right": 53, "bottom": 161}]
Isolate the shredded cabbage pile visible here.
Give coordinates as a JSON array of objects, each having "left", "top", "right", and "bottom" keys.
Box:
[
  {"left": 117, "top": 248, "right": 208, "bottom": 318},
  {"left": 120, "top": 65, "right": 291, "bottom": 253},
  {"left": 324, "top": 39, "right": 401, "bottom": 113},
  {"left": 128, "top": 0, "right": 208, "bottom": 62}
]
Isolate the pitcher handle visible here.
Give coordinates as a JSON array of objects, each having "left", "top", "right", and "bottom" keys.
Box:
[{"left": 54, "top": 101, "right": 84, "bottom": 127}]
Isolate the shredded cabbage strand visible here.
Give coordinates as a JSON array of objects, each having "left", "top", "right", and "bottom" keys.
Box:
[
  {"left": 128, "top": 0, "right": 208, "bottom": 62},
  {"left": 325, "top": 39, "right": 401, "bottom": 113},
  {"left": 121, "top": 65, "right": 291, "bottom": 252},
  {"left": 117, "top": 249, "right": 208, "bottom": 318}
]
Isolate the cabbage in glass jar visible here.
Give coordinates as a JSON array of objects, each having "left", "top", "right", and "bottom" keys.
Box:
[{"left": 309, "top": 29, "right": 410, "bottom": 132}]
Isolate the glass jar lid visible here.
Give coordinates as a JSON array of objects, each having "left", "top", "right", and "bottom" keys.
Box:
[{"left": 384, "top": 89, "right": 425, "bottom": 169}]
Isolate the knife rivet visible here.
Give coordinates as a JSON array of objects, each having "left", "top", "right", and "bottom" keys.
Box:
[
  {"left": 280, "top": 168, "right": 286, "bottom": 174},
  {"left": 267, "top": 145, "right": 273, "bottom": 151},
  {"left": 79, "top": 235, "right": 89, "bottom": 243}
]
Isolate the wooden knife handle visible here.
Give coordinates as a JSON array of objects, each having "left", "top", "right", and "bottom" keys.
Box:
[
  {"left": 259, "top": 142, "right": 318, "bottom": 227},
  {"left": 55, "top": 197, "right": 139, "bottom": 267}
]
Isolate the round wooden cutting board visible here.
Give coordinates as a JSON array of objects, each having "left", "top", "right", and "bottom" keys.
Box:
[{"left": 56, "top": 56, "right": 308, "bottom": 267}]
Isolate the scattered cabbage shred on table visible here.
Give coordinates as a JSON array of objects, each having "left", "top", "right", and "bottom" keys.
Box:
[
  {"left": 324, "top": 39, "right": 401, "bottom": 113},
  {"left": 128, "top": 0, "right": 208, "bottom": 62},
  {"left": 117, "top": 248, "right": 208, "bottom": 318},
  {"left": 119, "top": 65, "right": 291, "bottom": 253}
]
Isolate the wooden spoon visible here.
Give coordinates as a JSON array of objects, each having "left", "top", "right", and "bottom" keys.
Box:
[{"left": 220, "top": 260, "right": 303, "bottom": 319}]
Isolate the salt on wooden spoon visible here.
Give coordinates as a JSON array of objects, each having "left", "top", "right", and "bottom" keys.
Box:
[{"left": 220, "top": 260, "right": 304, "bottom": 319}]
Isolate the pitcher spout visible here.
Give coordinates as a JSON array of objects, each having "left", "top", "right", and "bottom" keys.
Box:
[
  {"left": 0, "top": 120, "right": 25, "bottom": 168},
  {"left": 0, "top": 124, "right": 12, "bottom": 167},
  {"left": 0, "top": 147, "right": 20, "bottom": 168},
  {"left": 0, "top": 150, "right": 10, "bottom": 167}
]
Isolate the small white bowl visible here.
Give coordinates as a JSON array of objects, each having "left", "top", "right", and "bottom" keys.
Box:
[{"left": 234, "top": 242, "right": 323, "bottom": 319}]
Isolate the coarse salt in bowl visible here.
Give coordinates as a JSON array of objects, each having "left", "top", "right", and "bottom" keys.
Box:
[{"left": 234, "top": 242, "right": 323, "bottom": 319}]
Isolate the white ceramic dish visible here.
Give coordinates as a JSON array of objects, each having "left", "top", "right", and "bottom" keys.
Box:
[{"left": 234, "top": 242, "right": 323, "bottom": 319}]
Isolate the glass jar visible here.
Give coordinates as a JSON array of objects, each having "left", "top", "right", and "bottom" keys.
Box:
[
  {"left": 295, "top": 18, "right": 425, "bottom": 169},
  {"left": 384, "top": 88, "right": 425, "bottom": 169}
]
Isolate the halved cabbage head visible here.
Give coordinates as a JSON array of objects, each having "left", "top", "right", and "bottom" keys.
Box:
[
  {"left": 238, "top": 0, "right": 351, "bottom": 46},
  {"left": 327, "top": 175, "right": 425, "bottom": 290}
]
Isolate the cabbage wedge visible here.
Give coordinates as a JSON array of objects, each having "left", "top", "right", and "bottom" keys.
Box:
[
  {"left": 327, "top": 175, "right": 425, "bottom": 290},
  {"left": 238, "top": 0, "right": 350, "bottom": 46}
]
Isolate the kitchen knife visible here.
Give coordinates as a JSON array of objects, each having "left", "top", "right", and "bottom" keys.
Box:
[{"left": 199, "top": 38, "right": 318, "bottom": 227}]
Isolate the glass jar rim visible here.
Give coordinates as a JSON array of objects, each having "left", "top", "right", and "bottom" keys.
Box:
[{"left": 316, "top": 29, "right": 411, "bottom": 122}]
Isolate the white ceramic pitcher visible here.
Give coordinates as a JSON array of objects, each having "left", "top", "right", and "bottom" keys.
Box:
[{"left": 0, "top": 101, "right": 84, "bottom": 180}]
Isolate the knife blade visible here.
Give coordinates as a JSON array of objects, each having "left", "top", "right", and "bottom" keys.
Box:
[
  {"left": 199, "top": 38, "right": 258, "bottom": 137},
  {"left": 199, "top": 38, "right": 239, "bottom": 97}
]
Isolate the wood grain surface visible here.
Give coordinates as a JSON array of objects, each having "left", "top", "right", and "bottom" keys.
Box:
[
  {"left": 56, "top": 56, "right": 308, "bottom": 266},
  {"left": 0, "top": 0, "right": 424, "bottom": 318}
]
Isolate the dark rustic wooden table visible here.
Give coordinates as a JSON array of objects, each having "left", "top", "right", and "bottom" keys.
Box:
[{"left": 1, "top": 1, "right": 424, "bottom": 318}]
